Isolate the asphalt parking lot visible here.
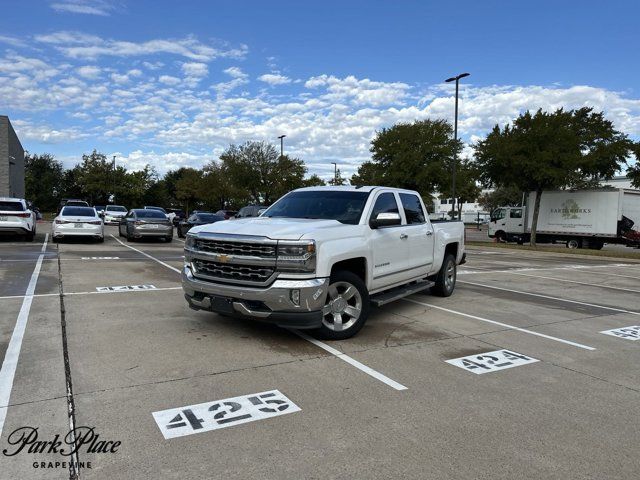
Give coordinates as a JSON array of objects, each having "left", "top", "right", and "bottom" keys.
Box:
[{"left": 1, "top": 224, "right": 640, "bottom": 479}]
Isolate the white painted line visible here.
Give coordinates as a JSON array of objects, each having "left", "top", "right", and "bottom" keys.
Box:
[
  {"left": 403, "top": 298, "right": 596, "bottom": 350},
  {"left": 153, "top": 390, "right": 300, "bottom": 439},
  {"left": 290, "top": 330, "right": 408, "bottom": 390},
  {"left": 0, "top": 234, "right": 49, "bottom": 437},
  {"left": 502, "top": 271, "right": 640, "bottom": 294},
  {"left": 459, "top": 280, "right": 640, "bottom": 317},
  {"left": 458, "top": 263, "right": 640, "bottom": 279},
  {"left": 446, "top": 349, "right": 539, "bottom": 374},
  {"left": 0, "top": 286, "right": 182, "bottom": 301},
  {"left": 81, "top": 256, "right": 120, "bottom": 260},
  {"left": 113, "top": 234, "right": 407, "bottom": 391},
  {"left": 600, "top": 326, "right": 640, "bottom": 341},
  {"left": 111, "top": 235, "right": 181, "bottom": 273}
]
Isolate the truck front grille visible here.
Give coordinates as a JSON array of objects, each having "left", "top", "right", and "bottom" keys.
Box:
[
  {"left": 192, "top": 259, "right": 275, "bottom": 284},
  {"left": 195, "top": 239, "right": 276, "bottom": 258}
]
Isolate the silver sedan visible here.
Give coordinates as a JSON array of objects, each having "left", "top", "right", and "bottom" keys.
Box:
[{"left": 118, "top": 209, "right": 173, "bottom": 242}]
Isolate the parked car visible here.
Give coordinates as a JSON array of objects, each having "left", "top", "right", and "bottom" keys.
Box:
[
  {"left": 94, "top": 205, "right": 106, "bottom": 216},
  {"left": 103, "top": 205, "right": 128, "bottom": 224},
  {"left": 183, "top": 186, "right": 465, "bottom": 339},
  {"left": 144, "top": 206, "right": 176, "bottom": 224},
  {"left": 236, "top": 205, "right": 268, "bottom": 218},
  {"left": 177, "top": 212, "right": 225, "bottom": 238},
  {"left": 59, "top": 199, "right": 90, "bottom": 211},
  {"left": 215, "top": 209, "right": 238, "bottom": 220},
  {"left": 52, "top": 206, "right": 103, "bottom": 242},
  {"left": 118, "top": 209, "right": 173, "bottom": 242},
  {"left": 166, "top": 208, "right": 186, "bottom": 226},
  {"left": 0, "top": 197, "right": 36, "bottom": 241}
]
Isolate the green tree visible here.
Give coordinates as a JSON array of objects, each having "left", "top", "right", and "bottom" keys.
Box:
[
  {"left": 220, "top": 141, "right": 308, "bottom": 204},
  {"left": 358, "top": 119, "right": 461, "bottom": 194},
  {"left": 303, "top": 174, "right": 326, "bottom": 187},
  {"left": 24, "top": 153, "right": 64, "bottom": 212},
  {"left": 175, "top": 168, "right": 203, "bottom": 214},
  {"left": 477, "top": 185, "right": 524, "bottom": 213},
  {"left": 627, "top": 142, "right": 640, "bottom": 188},
  {"left": 75, "top": 150, "right": 114, "bottom": 204},
  {"left": 437, "top": 158, "right": 481, "bottom": 219},
  {"left": 474, "top": 108, "right": 634, "bottom": 245}
]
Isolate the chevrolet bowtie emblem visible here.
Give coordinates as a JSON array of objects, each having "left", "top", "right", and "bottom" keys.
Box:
[{"left": 218, "top": 254, "right": 230, "bottom": 263}]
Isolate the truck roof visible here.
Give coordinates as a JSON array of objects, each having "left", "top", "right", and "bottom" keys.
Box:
[{"left": 294, "top": 185, "right": 420, "bottom": 195}]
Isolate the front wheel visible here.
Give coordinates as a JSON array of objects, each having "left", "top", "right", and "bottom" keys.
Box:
[
  {"left": 566, "top": 239, "right": 582, "bottom": 249},
  {"left": 431, "top": 253, "right": 456, "bottom": 297},
  {"left": 313, "top": 270, "right": 370, "bottom": 340}
]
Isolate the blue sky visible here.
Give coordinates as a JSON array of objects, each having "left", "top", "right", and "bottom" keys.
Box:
[{"left": 1, "top": 0, "right": 639, "bottom": 179}]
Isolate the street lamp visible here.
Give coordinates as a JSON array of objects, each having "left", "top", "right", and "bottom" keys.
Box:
[
  {"left": 111, "top": 155, "right": 116, "bottom": 204},
  {"left": 331, "top": 162, "right": 337, "bottom": 184},
  {"left": 277, "top": 135, "right": 286, "bottom": 158},
  {"left": 445, "top": 72, "right": 470, "bottom": 219}
]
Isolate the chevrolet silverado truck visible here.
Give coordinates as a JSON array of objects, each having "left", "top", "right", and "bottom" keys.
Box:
[{"left": 183, "top": 186, "right": 465, "bottom": 339}]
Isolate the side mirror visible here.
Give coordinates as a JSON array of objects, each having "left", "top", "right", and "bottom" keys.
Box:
[{"left": 369, "top": 212, "right": 402, "bottom": 229}]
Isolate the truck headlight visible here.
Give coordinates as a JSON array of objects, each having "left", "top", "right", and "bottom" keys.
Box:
[
  {"left": 185, "top": 234, "right": 197, "bottom": 250},
  {"left": 277, "top": 240, "right": 316, "bottom": 272}
]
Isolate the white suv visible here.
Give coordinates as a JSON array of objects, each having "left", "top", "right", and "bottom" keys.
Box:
[{"left": 0, "top": 197, "right": 36, "bottom": 241}]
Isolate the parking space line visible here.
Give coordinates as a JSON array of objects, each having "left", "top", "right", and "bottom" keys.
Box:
[
  {"left": 500, "top": 271, "right": 640, "bottom": 294},
  {"left": 459, "top": 280, "right": 640, "bottom": 317},
  {"left": 290, "top": 330, "right": 408, "bottom": 390},
  {"left": 403, "top": 298, "right": 596, "bottom": 350},
  {"left": 110, "top": 235, "right": 181, "bottom": 273},
  {"left": 0, "top": 234, "right": 49, "bottom": 437},
  {"left": 0, "top": 286, "right": 183, "bottom": 301}
]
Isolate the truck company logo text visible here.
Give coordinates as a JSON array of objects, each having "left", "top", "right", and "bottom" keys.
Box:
[{"left": 550, "top": 199, "right": 591, "bottom": 219}]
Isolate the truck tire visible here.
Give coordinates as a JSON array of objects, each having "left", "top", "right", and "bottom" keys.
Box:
[
  {"left": 313, "top": 270, "right": 370, "bottom": 340},
  {"left": 431, "top": 253, "right": 456, "bottom": 297},
  {"left": 25, "top": 229, "right": 35, "bottom": 242},
  {"left": 566, "top": 239, "right": 582, "bottom": 249}
]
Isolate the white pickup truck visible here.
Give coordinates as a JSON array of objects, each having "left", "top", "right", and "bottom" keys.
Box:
[{"left": 183, "top": 186, "right": 465, "bottom": 339}]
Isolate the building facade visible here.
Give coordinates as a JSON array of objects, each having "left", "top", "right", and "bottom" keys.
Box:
[{"left": 0, "top": 115, "right": 25, "bottom": 198}]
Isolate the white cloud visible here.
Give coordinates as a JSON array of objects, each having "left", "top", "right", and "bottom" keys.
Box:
[
  {"left": 77, "top": 65, "right": 101, "bottom": 79},
  {"left": 182, "top": 62, "right": 208, "bottom": 78},
  {"left": 158, "top": 75, "right": 181, "bottom": 86},
  {"left": 0, "top": 35, "right": 28, "bottom": 48},
  {"left": 50, "top": 0, "right": 116, "bottom": 16},
  {"left": 11, "top": 119, "right": 89, "bottom": 143},
  {"left": 305, "top": 74, "right": 411, "bottom": 106},
  {"left": 258, "top": 73, "right": 291, "bottom": 85},
  {"left": 113, "top": 150, "right": 213, "bottom": 173},
  {"left": 35, "top": 31, "right": 248, "bottom": 61}
]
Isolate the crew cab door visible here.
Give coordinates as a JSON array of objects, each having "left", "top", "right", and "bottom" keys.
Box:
[
  {"left": 505, "top": 207, "right": 525, "bottom": 233},
  {"left": 398, "top": 193, "right": 434, "bottom": 277},
  {"left": 368, "top": 192, "right": 412, "bottom": 291}
]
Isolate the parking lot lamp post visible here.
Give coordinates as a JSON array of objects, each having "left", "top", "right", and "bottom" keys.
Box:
[
  {"left": 331, "top": 162, "right": 337, "bottom": 185},
  {"left": 112, "top": 155, "right": 116, "bottom": 203},
  {"left": 278, "top": 135, "right": 286, "bottom": 159},
  {"left": 445, "top": 72, "right": 470, "bottom": 220}
]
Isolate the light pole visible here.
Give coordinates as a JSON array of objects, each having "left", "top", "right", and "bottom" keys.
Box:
[
  {"left": 331, "top": 162, "right": 337, "bottom": 184},
  {"left": 445, "top": 72, "right": 469, "bottom": 220},
  {"left": 277, "top": 135, "right": 286, "bottom": 158},
  {"left": 112, "top": 155, "right": 116, "bottom": 204}
]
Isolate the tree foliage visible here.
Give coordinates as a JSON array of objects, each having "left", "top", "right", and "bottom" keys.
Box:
[
  {"left": 437, "top": 158, "right": 481, "bottom": 219},
  {"left": 474, "top": 108, "right": 634, "bottom": 245},
  {"left": 477, "top": 185, "right": 523, "bottom": 213},
  {"left": 25, "top": 153, "right": 64, "bottom": 211},
  {"left": 352, "top": 119, "right": 462, "bottom": 193},
  {"left": 628, "top": 142, "right": 640, "bottom": 188}
]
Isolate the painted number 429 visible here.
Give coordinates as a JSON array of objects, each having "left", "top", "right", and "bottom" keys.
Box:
[{"left": 447, "top": 349, "right": 539, "bottom": 375}]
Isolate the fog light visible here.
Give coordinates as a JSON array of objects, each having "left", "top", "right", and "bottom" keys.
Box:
[{"left": 290, "top": 289, "right": 300, "bottom": 306}]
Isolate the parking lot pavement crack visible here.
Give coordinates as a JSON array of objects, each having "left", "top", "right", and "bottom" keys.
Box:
[{"left": 57, "top": 246, "right": 81, "bottom": 480}]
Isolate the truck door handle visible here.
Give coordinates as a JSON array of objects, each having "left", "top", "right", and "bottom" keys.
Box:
[
  {"left": 400, "top": 234, "right": 408, "bottom": 240},
  {"left": 426, "top": 231, "right": 433, "bottom": 236}
]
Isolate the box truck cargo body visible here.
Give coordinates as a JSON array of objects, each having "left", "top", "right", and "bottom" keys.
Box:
[{"left": 488, "top": 188, "right": 640, "bottom": 249}]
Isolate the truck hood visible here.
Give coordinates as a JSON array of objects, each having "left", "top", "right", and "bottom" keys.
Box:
[{"left": 189, "top": 217, "right": 345, "bottom": 240}]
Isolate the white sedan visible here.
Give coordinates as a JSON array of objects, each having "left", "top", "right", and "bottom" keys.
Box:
[{"left": 52, "top": 206, "right": 104, "bottom": 242}]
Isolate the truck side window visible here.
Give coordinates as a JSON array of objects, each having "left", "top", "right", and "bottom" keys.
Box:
[
  {"left": 399, "top": 193, "right": 426, "bottom": 224},
  {"left": 492, "top": 208, "right": 506, "bottom": 220},
  {"left": 510, "top": 209, "right": 522, "bottom": 219},
  {"left": 370, "top": 193, "right": 399, "bottom": 221}
]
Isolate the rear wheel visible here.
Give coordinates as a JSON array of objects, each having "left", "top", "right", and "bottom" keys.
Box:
[
  {"left": 25, "top": 229, "right": 35, "bottom": 242},
  {"left": 126, "top": 228, "right": 134, "bottom": 242},
  {"left": 177, "top": 226, "right": 184, "bottom": 238},
  {"left": 431, "top": 253, "right": 456, "bottom": 297},
  {"left": 313, "top": 270, "right": 370, "bottom": 340},
  {"left": 566, "top": 238, "right": 582, "bottom": 249},
  {"left": 165, "top": 235, "right": 173, "bottom": 243}
]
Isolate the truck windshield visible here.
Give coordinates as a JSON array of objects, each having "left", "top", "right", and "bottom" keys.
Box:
[{"left": 263, "top": 191, "right": 370, "bottom": 225}]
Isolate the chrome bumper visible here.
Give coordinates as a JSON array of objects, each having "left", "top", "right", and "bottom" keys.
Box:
[{"left": 182, "top": 266, "right": 328, "bottom": 327}]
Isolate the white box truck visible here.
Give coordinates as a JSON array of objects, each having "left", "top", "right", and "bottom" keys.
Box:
[{"left": 488, "top": 188, "right": 640, "bottom": 249}]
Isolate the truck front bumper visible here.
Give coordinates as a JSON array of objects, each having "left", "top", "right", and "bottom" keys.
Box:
[{"left": 182, "top": 266, "right": 328, "bottom": 329}]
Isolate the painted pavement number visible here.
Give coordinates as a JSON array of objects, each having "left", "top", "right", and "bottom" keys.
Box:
[
  {"left": 96, "top": 284, "right": 157, "bottom": 292},
  {"left": 81, "top": 256, "right": 120, "bottom": 260},
  {"left": 446, "top": 349, "right": 539, "bottom": 375},
  {"left": 600, "top": 326, "right": 640, "bottom": 341},
  {"left": 152, "top": 390, "right": 300, "bottom": 439}
]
